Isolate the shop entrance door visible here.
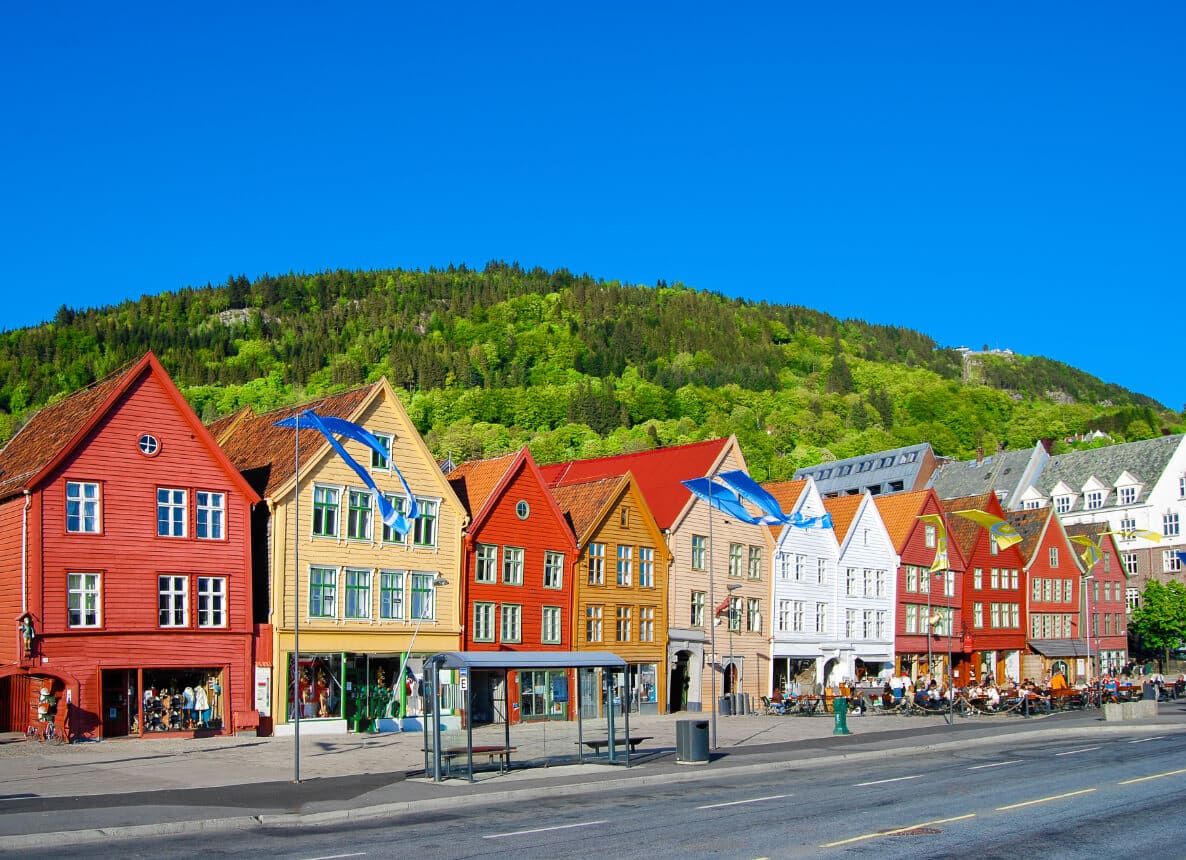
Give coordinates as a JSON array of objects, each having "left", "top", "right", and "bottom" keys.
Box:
[{"left": 101, "top": 670, "right": 137, "bottom": 737}]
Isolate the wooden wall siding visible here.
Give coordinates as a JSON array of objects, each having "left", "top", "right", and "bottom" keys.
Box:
[
  {"left": 959, "top": 533, "right": 1028, "bottom": 653},
  {"left": 39, "top": 373, "right": 253, "bottom": 637},
  {"left": 894, "top": 496, "right": 950, "bottom": 653},
  {"left": 572, "top": 481, "right": 670, "bottom": 709},
  {"left": 265, "top": 391, "right": 464, "bottom": 641},
  {"left": 464, "top": 462, "right": 576, "bottom": 651},
  {"left": 1026, "top": 528, "right": 1078, "bottom": 628},
  {"left": 0, "top": 498, "right": 24, "bottom": 664}
]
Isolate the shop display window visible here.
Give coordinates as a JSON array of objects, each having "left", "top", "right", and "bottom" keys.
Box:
[
  {"left": 287, "top": 654, "right": 344, "bottom": 720},
  {"left": 139, "top": 669, "right": 225, "bottom": 732}
]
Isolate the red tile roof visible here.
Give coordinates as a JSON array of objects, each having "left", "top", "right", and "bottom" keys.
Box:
[
  {"left": 1006, "top": 508, "right": 1052, "bottom": 563},
  {"left": 872, "top": 490, "right": 932, "bottom": 552},
  {"left": 447, "top": 451, "right": 519, "bottom": 518},
  {"left": 822, "top": 494, "right": 864, "bottom": 543},
  {"left": 760, "top": 479, "right": 809, "bottom": 515},
  {"left": 549, "top": 476, "right": 623, "bottom": 540},
  {"left": 539, "top": 438, "right": 728, "bottom": 528},
  {"left": 214, "top": 384, "right": 378, "bottom": 497},
  {"left": 939, "top": 492, "right": 997, "bottom": 556}
]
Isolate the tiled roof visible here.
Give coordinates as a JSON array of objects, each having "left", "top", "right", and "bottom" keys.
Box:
[
  {"left": 447, "top": 451, "right": 519, "bottom": 518},
  {"left": 761, "top": 479, "right": 809, "bottom": 515},
  {"left": 1034, "top": 435, "right": 1184, "bottom": 511},
  {"left": 929, "top": 446, "right": 1037, "bottom": 501},
  {"left": 549, "top": 476, "right": 623, "bottom": 540},
  {"left": 872, "top": 490, "right": 932, "bottom": 551},
  {"left": 939, "top": 492, "right": 996, "bottom": 556},
  {"left": 214, "top": 384, "right": 378, "bottom": 497},
  {"left": 1005, "top": 508, "right": 1050, "bottom": 563},
  {"left": 539, "top": 438, "right": 727, "bottom": 528},
  {"left": 794, "top": 442, "right": 931, "bottom": 496},
  {"left": 821, "top": 494, "right": 864, "bottom": 543}
]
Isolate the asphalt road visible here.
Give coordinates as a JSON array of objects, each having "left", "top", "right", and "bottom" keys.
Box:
[{"left": 16, "top": 729, "right": 1185, "bottom": 859}]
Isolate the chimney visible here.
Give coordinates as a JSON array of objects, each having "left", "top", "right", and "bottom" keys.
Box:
[
  {"left": 1040, "top": 438, "right": 1055, "bottom": 454},
  {"left": 976, "top": 447, "right": 984, "bottom": 465}
]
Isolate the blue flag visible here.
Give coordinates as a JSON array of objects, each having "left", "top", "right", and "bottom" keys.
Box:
[
  {"left": 274, "top": 410, "right": 418, "bottom": 537},
  {"left": 681, "top": 478, "right": 762, "bottom": 524},
  {"left": 717, "top": 470, "right": 790, "bottom": 523},
  {"left": 789, "top": 511, "right": 833, "bottom": 530}
]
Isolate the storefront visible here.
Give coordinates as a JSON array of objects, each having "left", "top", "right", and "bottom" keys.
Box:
[
  {"left": 95, "top": 667, "right": 228, "bottom": 737},
  {"left": 516, "top": 669, "right": 570, "bottom": 721}
]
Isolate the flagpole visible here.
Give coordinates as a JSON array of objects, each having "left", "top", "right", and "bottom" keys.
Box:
[
  {"left": 292, "top": 413, "right": 301, "bottom": 783},
  {"left": 708, "top": 481, "right": 718, "bottom": 751}
]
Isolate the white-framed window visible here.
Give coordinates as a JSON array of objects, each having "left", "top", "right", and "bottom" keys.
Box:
[
  {"left": 1011, "top": 569, "right": 1019, "bottom": 590},
  {"left": 1049, "top": 547, "right": 1059, "bottom": 567},
  {"left": 1022, "top": 499, "right": 1042, "bottom": 510},
  {"left": 973, "top": 601, "right": 984, "bottom": 628},
  {"left": 906, "top": 566, "right": 918, "bottom": 593},
  {"left": 379, "top": 570, "right": 404, "bottom": 619},
  {"left": 588, "top": 543, "right": 605, "bottom": 585},
  {"left": 876, "top": 610, "right": 888, "bottom": 639},
  {"left": 1126, "top": 587, "right": 1140, "bottom": 610},
  {"left": 943, "top": 569, "right": 955, "bottom": 597},
  {"left": 475, "top": 544, "right": 498, "bottom": 584},
  {"left": 749, "top": 546, "right": 762, "bottom": 579},
  {"left": 1180, "top": 476, "right": 1186, "bottom": 498},
  {"left": 919, "top": 568, "right": 930, "bottom": 594},
  {"left": 501, "top": 604, "right": 522, "bottom": 643},
  {"left": 792, "top": 600, "right": 804, "bottom": 633},
  {"left": 1054, "top": 495, "right": 1072, "bottom": 514},
  {"left": 1164, "top": 512, "right": 1180, "bottom": 537},
  {"left": 863, "top": 609, "right": 874, "bottom": 639},
  {"left": 410, "top": 572, "right": 436, "bottom": 620},
  {"left": 616, "top": 605, "right": 632, "bottom": 642},
  {"left": 905, "top": 604, "right": 918, "bottom": 634},
  {"left": 67, "top": 572, "right": 101, "bottom": 627},
  {"left": 1011, "top": 603, "right": 1020, "bottom": 628},
  {"left": 502, "top": 546, "right": 524, "bottom": 585},
  {"left": 1063, "top": 579, "right": 1073, "bottom": 602},
  {"left": 1032, "top": 577, "right": 1042, "bottom": 601},
  {"left": 876, "top": 570, "right": 887, "bottom": 598},
  {"left": 925, "top": 525, "right": 936, "bottom": 548},
  {"left": 638, "top": 547, "right": 654, "bottom": 587},
  {"left": 473, "top": 602, "right": 495, "bottom": 642},
  {"left": 747, "top": 597, "right": 761, "bottom": 633},
  {"left": 691, "top": 535, "right": 706, "bottom": 570},
  {"left": 1120, "top": 516, "right": 1137, "bottom": 537},
  {"left": 312, "top": 485, "right": 340, "bottom": 538},
  {"left": 778, "top": 600, "right": 792, "bottom": 632},
  {"left": 846, "top": 568, "right": 858, "bottom": 596},
  {"left": 864, "top": 569, "right": 874, "bottom": 597},
  {"left": 1043, "top": 579, "right": 1053, "bottom": 602},
  {"left": 1164, "top": 550, "right": 1182, "bottom": 573},
  {"left": 973, "top": 567, "right": 983, "bottom": 590},
  {"left": 158, "top": 575, "right": 188, "bottom": 627},
  {"left": 309, "top": 566, "right": 337, "bottom": 618},
  {"left": 1085, "top": 490, "right": 1104, "bottom": 510},
  {"left": 413, "top": 499, "right": 439, "bottom": 547},
  {"left": 197, "top": 576, "right": 226, "bottom": 627},
  {"left": 728, "top": 597, "right": 743, "bottom": 633},
  {"left": 795, "top": 554, "right": 807, "bottom": 581},
  {"left": 381, "top": 494, "right": 410, "bottom": 544},
  {"left": 617, "top": 544, "right": 634, "bottom": 587},
  {"left": 157, "top": 488, "right": 187, "bottom": 537},
  {"left": 691, "top": 591, "right": 705, "bottom": 627},
  {"left": 815, "top": 602, "right": 826, "bottom": 634},
  {"left": 990, "top": 602, "right": 1001, "bottom": 629},
  {"left": 544, "top": 551, "right": 565, "bottom": 589},
  {"left": 1122, "top": 552, "right": 1139, "bottom": 576},
  {"left": 990, "top": 568, "right": 1000, "bottom": 589},
  {"left": 65, "top": 481, "right": 101, "bottom": 533},
  {"left": 1118, "top": 486, "right": 1137, "bottom": 506},
  {"left": 344, "top": 568, "right": 371, "bottom": 619},
  {"left": 816, "top": 557, "right": 826, "bottom": 584},
  {"left": 728, "top": 543, "right": 743, "bottom": 577},
  {"left": 990, "top": 536, "right": 1000, "bottom": 555},
  {"left": 543, "top": 605, "right": 563, "bottom": 644},
  {"left": 196, "top": 491, "right": 225, "bottom": 540},
  {"left": 370, "top": 433, "right": 393, "bottom": 470},
  {"left": 586, "top": 605, "right": 603, "bottom": 642},
  {"left": 346, "top": 490, "right": 373, "bottom": 541},
  {"left": 639, "top": 606, "right": 655, "bottom": 642},
  {"left": 845, "top": 609, "right": 857, "bottom": 638}
]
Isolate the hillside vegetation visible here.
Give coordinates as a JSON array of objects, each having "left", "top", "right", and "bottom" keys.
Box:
[{"left": 0, "top": 263, "right": 1178, "bottom": 479}]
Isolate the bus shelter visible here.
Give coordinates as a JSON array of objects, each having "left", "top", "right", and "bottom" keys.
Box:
[{"left": 423, "top": 651, "right": 632, "bottom": 783}]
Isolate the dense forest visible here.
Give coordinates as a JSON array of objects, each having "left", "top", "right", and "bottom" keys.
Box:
[{"left": 0, "top": 263, "right": 1180, "bottom": 480}]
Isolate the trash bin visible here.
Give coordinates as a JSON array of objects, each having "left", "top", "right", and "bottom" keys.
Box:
[
  {"left": 676, "top": 719, "right": 710, "bottom": 765},
  {"left": 719, "top": 695, "right": 732, "bottom": 716}
]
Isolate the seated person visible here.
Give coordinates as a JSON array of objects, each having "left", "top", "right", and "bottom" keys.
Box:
[
  {"left": 913, "top": 687, "right": 933, "bottom": 709},
  {"left": 881, "top": 683, "right": 895, "bottom": 708},
  {"left": 1050, "top": 670, "right": 1068, "bottom": 692}
]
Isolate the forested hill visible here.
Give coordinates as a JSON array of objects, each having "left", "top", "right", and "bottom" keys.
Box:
[{"left": 0, "top": 263, "right": 1178, "bottom": 480}]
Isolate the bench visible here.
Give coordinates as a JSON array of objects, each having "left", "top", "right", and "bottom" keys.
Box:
[
  {"left": 578, "top": 736, "right": 653, "bottom": 754},
  {"left": 441, "top": 744, "right": 518, "bottom": 773}
]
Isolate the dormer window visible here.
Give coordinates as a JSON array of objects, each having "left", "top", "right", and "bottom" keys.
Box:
[
  {"left": 1054, "top": 495, "right": 1072, "bottom": 514},
  {"left": 1085, "top": 490, "right": 1104, "bottom": 510},
  {"left": 1118, "top": 486, "right": 1137, "bottom": 506}
]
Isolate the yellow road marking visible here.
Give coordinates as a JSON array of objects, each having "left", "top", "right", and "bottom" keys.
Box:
[
  {"left": 1119, "top": 767, "right": 1186, "bottom": 785},
  {"left": 820, "top": 814, "right": 976, "bottom": 847},
  {"left": 996, "top": 788, "right": 1095, "bottom": 811}
]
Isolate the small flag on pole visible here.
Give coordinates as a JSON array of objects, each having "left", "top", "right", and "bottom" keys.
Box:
[{"left": 952, "top": 509, "right": 1023, "bottom": 550}]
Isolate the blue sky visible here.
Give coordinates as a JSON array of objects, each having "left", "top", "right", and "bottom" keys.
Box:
[{"left": 3, "top": 3, "right": 1182, "bottom": 409}]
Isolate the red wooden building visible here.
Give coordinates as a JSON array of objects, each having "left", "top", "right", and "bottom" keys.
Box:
[
  {"left": 1064, "top": 523, "right": 1129, "bottom": 675},
  {"left": 0, "top": 353, "right": 259, "bottom": 739},
  {"left": 942, "top": 493, "right": 1029, "bottom": 685},
  {"left": 447, "top": 448, "right": 578, "bottom": 724}
]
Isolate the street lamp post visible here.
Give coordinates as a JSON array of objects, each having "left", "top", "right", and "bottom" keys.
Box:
[
  {"left": 1083, "top": 573, "right": 1094, "bottom": 683},
  {"left": 725, "top": 582, "right": 742, "bottom": 713},
  {"left": 399, "top": 575, "right": 450, "bottom": 716}
]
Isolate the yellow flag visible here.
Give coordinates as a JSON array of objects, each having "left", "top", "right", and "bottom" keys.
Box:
[
  {"left": 952, "top": 509, "right": 1023, "bottom": 550},
  {"left": 916, "top": 514, "right": 948, "bottom": 570},
  {"left": 1069, "top": 535, "right": 1101, "bottom": 571},
  {"left": 1104, "top": 528, "right": 1162, "bottom": 543}
]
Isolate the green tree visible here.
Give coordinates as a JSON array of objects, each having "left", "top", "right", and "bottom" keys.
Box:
[{"left": 1130, "top": 580, "right": 1186, "bottom": 669}]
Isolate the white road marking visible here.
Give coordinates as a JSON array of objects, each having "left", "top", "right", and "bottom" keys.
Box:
[
  {"left": 303, "top": 854, "right": 367, "bottom": 860},
  {"left": 997, "top": 788, "right": 1096, "bottom": 811},
  {"left": 1127, "top": 736, "right": 1164, "bottom": 744},
  {"left": 968, "top": 759, "right": 1023, "bottom": 770},
  {"left": 698, "top": 794, "right": 789, "bottom": 809},
  {"left": 1055, "top": 746, "right": 1101, "bottom": 756},
  {"left": 855, "top": 774, "right": 923, "bottom": 786},
  {"left": 484, "top": 820, "right": 609, "bottom": 839}
]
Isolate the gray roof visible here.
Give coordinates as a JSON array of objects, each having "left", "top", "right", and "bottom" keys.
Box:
[
  {"left": 1033, "top": 435, "right": 1184, "bottom": 513},
  {"left": 1028, "top": 639, "right": 1090, "bottom": 658},
  {"left": 929, "top": 444, "right": 1045, "bottom": 505},
  {"left": 428, "top": 651, "right": 627, "bottom": 670},
  {"left": 793, "top": 442, "right": 931, "bottom": 497}
]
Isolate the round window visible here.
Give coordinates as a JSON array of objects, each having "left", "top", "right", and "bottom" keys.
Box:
[
  {"left": 138, "top": 434, "right": 161, "bottom": 456},
  {"left": 515, "top": 500, "right": 530, "bottom": 520}
]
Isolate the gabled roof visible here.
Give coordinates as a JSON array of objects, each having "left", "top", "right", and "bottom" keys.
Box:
[
  {"left": 871, "top": 490, "right": 932, "bottom": 552},
  {"left": 939, "top": 492, "right": 997, "bottom": 556},
  {"left": 549, "top": 475, "right": 626, "bottom": 542},
  {"left": 213, "top": 384, "right": 378, "bottom": 497},
  {"left": 539, "top": 438, "right": 729, "bottom": 529},
  {"left": 821, "top": 494, "right": 864, "bottom": 544},
  {"left": 1033, "top": 435, "right": 1184, "bottom": 512},
  {"left": 0, "top": 352, "right": 258, "bottom": 505},
  {"left": 761, "top": 479, "right": 809, "bottom": 515},
  {"left": 929, "top": 445, "right": 1041, "bottom": 503},
  {"left": 447, "top": 451, "right": 519, "bottom": 518},
  {"left": 1005, "top": 507, "right": 1052, "bottom": 565}
]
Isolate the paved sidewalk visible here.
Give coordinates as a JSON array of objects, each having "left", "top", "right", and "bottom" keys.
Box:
[{"left": 2, "top": 703, "right": 1185, "bottom": 848}]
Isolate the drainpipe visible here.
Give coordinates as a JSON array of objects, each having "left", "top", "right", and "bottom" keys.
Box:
[{"left": 22, "top": 490, "right": 31, "bottom": 614}]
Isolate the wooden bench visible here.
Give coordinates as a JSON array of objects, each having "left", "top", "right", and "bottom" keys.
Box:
[
  {"left": 578, "top": 736, "right": 653, "bottom": 754},
  {"left": 441, "top": 744, "right": 518, "bottom": 773}
]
